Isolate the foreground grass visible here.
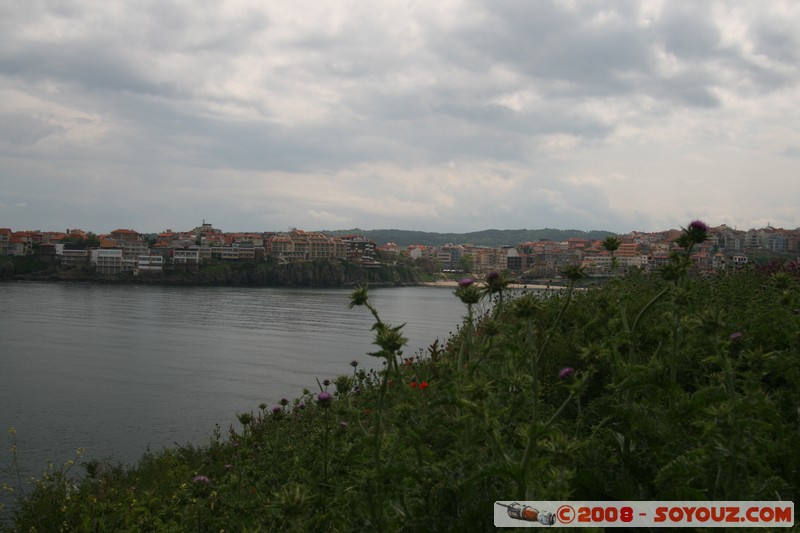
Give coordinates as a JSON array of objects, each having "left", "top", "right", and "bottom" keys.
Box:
[{"left": 4, "top": 230, "right": 800, "bottom": 531}]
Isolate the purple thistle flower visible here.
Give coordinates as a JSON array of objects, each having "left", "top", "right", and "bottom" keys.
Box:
[
  {"left": 684, "top": 220, "right": 710, "bottom": 244},
  {"left": 297, "top": 402, "right": 306, "bottom": 410},
  {"left": 279, "top": 397, "right": 289, "bottom": 406},
  {"left": 559, "top": 367, "right": 575, "bottom": 380},
  {"left": 272, "top": 406, "right": 282, "bottom": 415},
  {"left": 486, "top": 271, "right": 500, "bottom": 282},
  {"left": 193, "top": 475, "right": 210, "bottom": 484},
  {"left": 688, "top": 220, "right": 709, "bottom": 233},
  {"left": 458, "top": 278, "right": 474, "bottom": 288},
  {"left": 322, "top": 379, "right": 331, "bottom": 387},
  {"left": 317, "top": 391, "right": 332, "bottom": 406}
]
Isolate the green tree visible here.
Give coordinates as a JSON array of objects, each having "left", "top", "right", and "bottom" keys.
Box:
[{"left": 457, "top": 254, "right": 474, "bottom": 273}]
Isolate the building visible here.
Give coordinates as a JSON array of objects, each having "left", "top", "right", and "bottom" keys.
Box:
[
  {"left": 136, "top": 255, "right": 164, "bottom": 275},
  {"left": 91, "top": 249, "right": 123, "bottom": 275},
  {"left": 339, "top": 235, "right": 377, "bottom": 263},
  {"left": 173, "top": 248, "right": 202, "bottom": 270},
  {"left": 0, "top": 228, "right": 10, "bottom": 255}
]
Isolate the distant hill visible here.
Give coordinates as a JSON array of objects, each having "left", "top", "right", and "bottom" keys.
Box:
[{"left": 324, "top": 228, "right": 617, "bottom": 248}]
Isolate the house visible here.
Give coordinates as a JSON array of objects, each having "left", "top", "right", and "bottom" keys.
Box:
[{"left": 110, "top": 229, "right": 141, "bottom": 243}]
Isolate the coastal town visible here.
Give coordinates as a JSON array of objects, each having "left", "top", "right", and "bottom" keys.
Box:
[{"left": 1, "top": 221, "right": 799, "bottom": 279}]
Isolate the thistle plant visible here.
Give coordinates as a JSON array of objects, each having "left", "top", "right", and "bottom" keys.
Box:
[
  {"left": 483, "top": 271, "right": 512, "bottom": 312},
  {"left": 348, "top": 284, "right": 407, "bottom": 529},
  {"left": 454, "top": 278, "right": 481, "bottom": 367},
  {"left": 602, "top": 236, "right": 622, "bottom": 274},
  {"left": 518, "top": 264, "right": 584, "bottom": 498},
  {"left": 663, "top": 220, "right": 709, "bottom": 409}
]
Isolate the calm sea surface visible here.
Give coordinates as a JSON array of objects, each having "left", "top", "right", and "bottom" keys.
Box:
[{"left": 0, "top": 282, "right": 466, "bottom": 518}]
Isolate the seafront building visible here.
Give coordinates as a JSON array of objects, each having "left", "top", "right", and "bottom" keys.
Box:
[{"left": 2, "top": 222, "right": 799, "bottom": 278}]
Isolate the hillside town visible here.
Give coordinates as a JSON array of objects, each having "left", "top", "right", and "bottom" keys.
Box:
[{"left": 1, "top": 221, "right": 799, "bottom": 278}]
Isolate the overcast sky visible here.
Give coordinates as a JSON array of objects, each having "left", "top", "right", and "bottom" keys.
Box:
[{"left": 1, "top": 1, "right": 799, "bottom": 235}]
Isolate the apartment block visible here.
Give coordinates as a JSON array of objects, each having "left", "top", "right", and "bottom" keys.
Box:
[
  {"left": 136, "top": 255, "right": 164, "bottom": 275},
  {"left": 59, "top": 248, "right": 89, "bottom": 267},
  {"left": 91, "top": 249, "right": 123, "bottom": 274}
]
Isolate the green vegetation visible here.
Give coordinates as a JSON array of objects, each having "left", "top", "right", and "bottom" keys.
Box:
[
  {"left": 0, "top": 256, "right": 52, "bottom": 278},
  {"left": 4, "top": 223, "right": 799, "bottom": 531},
  {"left": 325, "top": 228, "right": 616, "bottom": 248},
  {"left": 4, "top": 259, "right": 423, "bottom": 287}
]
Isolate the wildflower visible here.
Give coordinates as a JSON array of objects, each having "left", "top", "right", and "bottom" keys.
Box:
[
  {"left": 559, "top": 367, "right": 575, "bottom": 380},
  {"left": 685, "top": 220, "right": 709, "bottom": 244},
  {"left": 258, "top": 403, "right": 267, "bottom": 410},
  {"left": 483, "top": 271, "right": 513, "bottom": 300},
  {"left": 481, "top": 317, "right": 500, "bottom": 336},
  {"left": 512, "top": 295, "right": 540, "bottom": 319},
  {"left": 410, "top": 381, "right": 418, "bottom": 389},
  {"left": 297, "top": 403, "right": 306, "bottom": 410},
  {"left": 373, "top": 322, "right": 407, "bottom": 353},
  {"left": 350, "top": 360, "right": 359, "bottom": 368},
  {"left": 272, "top": 406, "right": 282, "bottom": 415},
  {"left": 279, "top": 398, "right": 289, "bottom": 406},
  {"left": 334, "top": 375, "right": 353, "bottom": 394},
  {"left": 729, "top": 332, "right": 744, "bottom": 342},
  {"left": 193, "top": 475, "right": 210, "bottom": 484},
  {"left": 348, "top": 285, "right": 369, "bottom": 308},
  {"left": 455, "top": 282, "right": 481, "bottom": 304},
  {"left": 688, "top": 220, "right": 709, "bottom": 234},
  {"left": 225, "top": 464, "right": 232, "bottom": 470},
  {"left": 317, "top": 391, "right": 332, "bottom": 407},
  {"left": 602, "top": 236, "right": 621, "bottom": 253},
  {"left": 419, "top": 381, "right": 429, "bottom": 390},
  {"left": 561, "top": 265, "right": 586, "bottom": 282},
  {"left": 339, "top": 421, "right": 349, "bottom": 429},
  {"left": 322, "top": 379, "right": 330, "bottom": 387}
]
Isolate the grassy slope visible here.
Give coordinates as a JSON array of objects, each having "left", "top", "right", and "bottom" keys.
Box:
[{"left": 5, "top": 266, "right": 800, "bottom": 531}]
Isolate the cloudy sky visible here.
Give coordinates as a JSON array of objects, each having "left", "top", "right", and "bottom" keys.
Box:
[{"left": 1, "top": 1, "right": 799, "bottom": 235}]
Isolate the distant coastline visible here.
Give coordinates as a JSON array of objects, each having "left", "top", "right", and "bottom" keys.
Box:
[{"left": 420, "top": 280, "right": 566, "bottom": 290}]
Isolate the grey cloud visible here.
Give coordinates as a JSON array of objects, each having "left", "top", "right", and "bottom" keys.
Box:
[
  {"left": 0, "top": 112, "right": 65, "bottom": 146},
  {"left": 781, "top": 146, "right": 800, "bottom": 158},
  {"left": 654, "top": 4, "right": 722, "bottom": 61},
  {"left": 0, "top": 41, "right": 181, "bottom": 98},
  {"left": 1, "top": 1, "right": 799, "bottom": 234},
  {"left": 751, "top": 23, "right": 799, "bottom": 65}
]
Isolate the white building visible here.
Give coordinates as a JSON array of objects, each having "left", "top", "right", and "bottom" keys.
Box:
[{"left": 91, "top": 249, "right": 123, "bottom": 274}]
